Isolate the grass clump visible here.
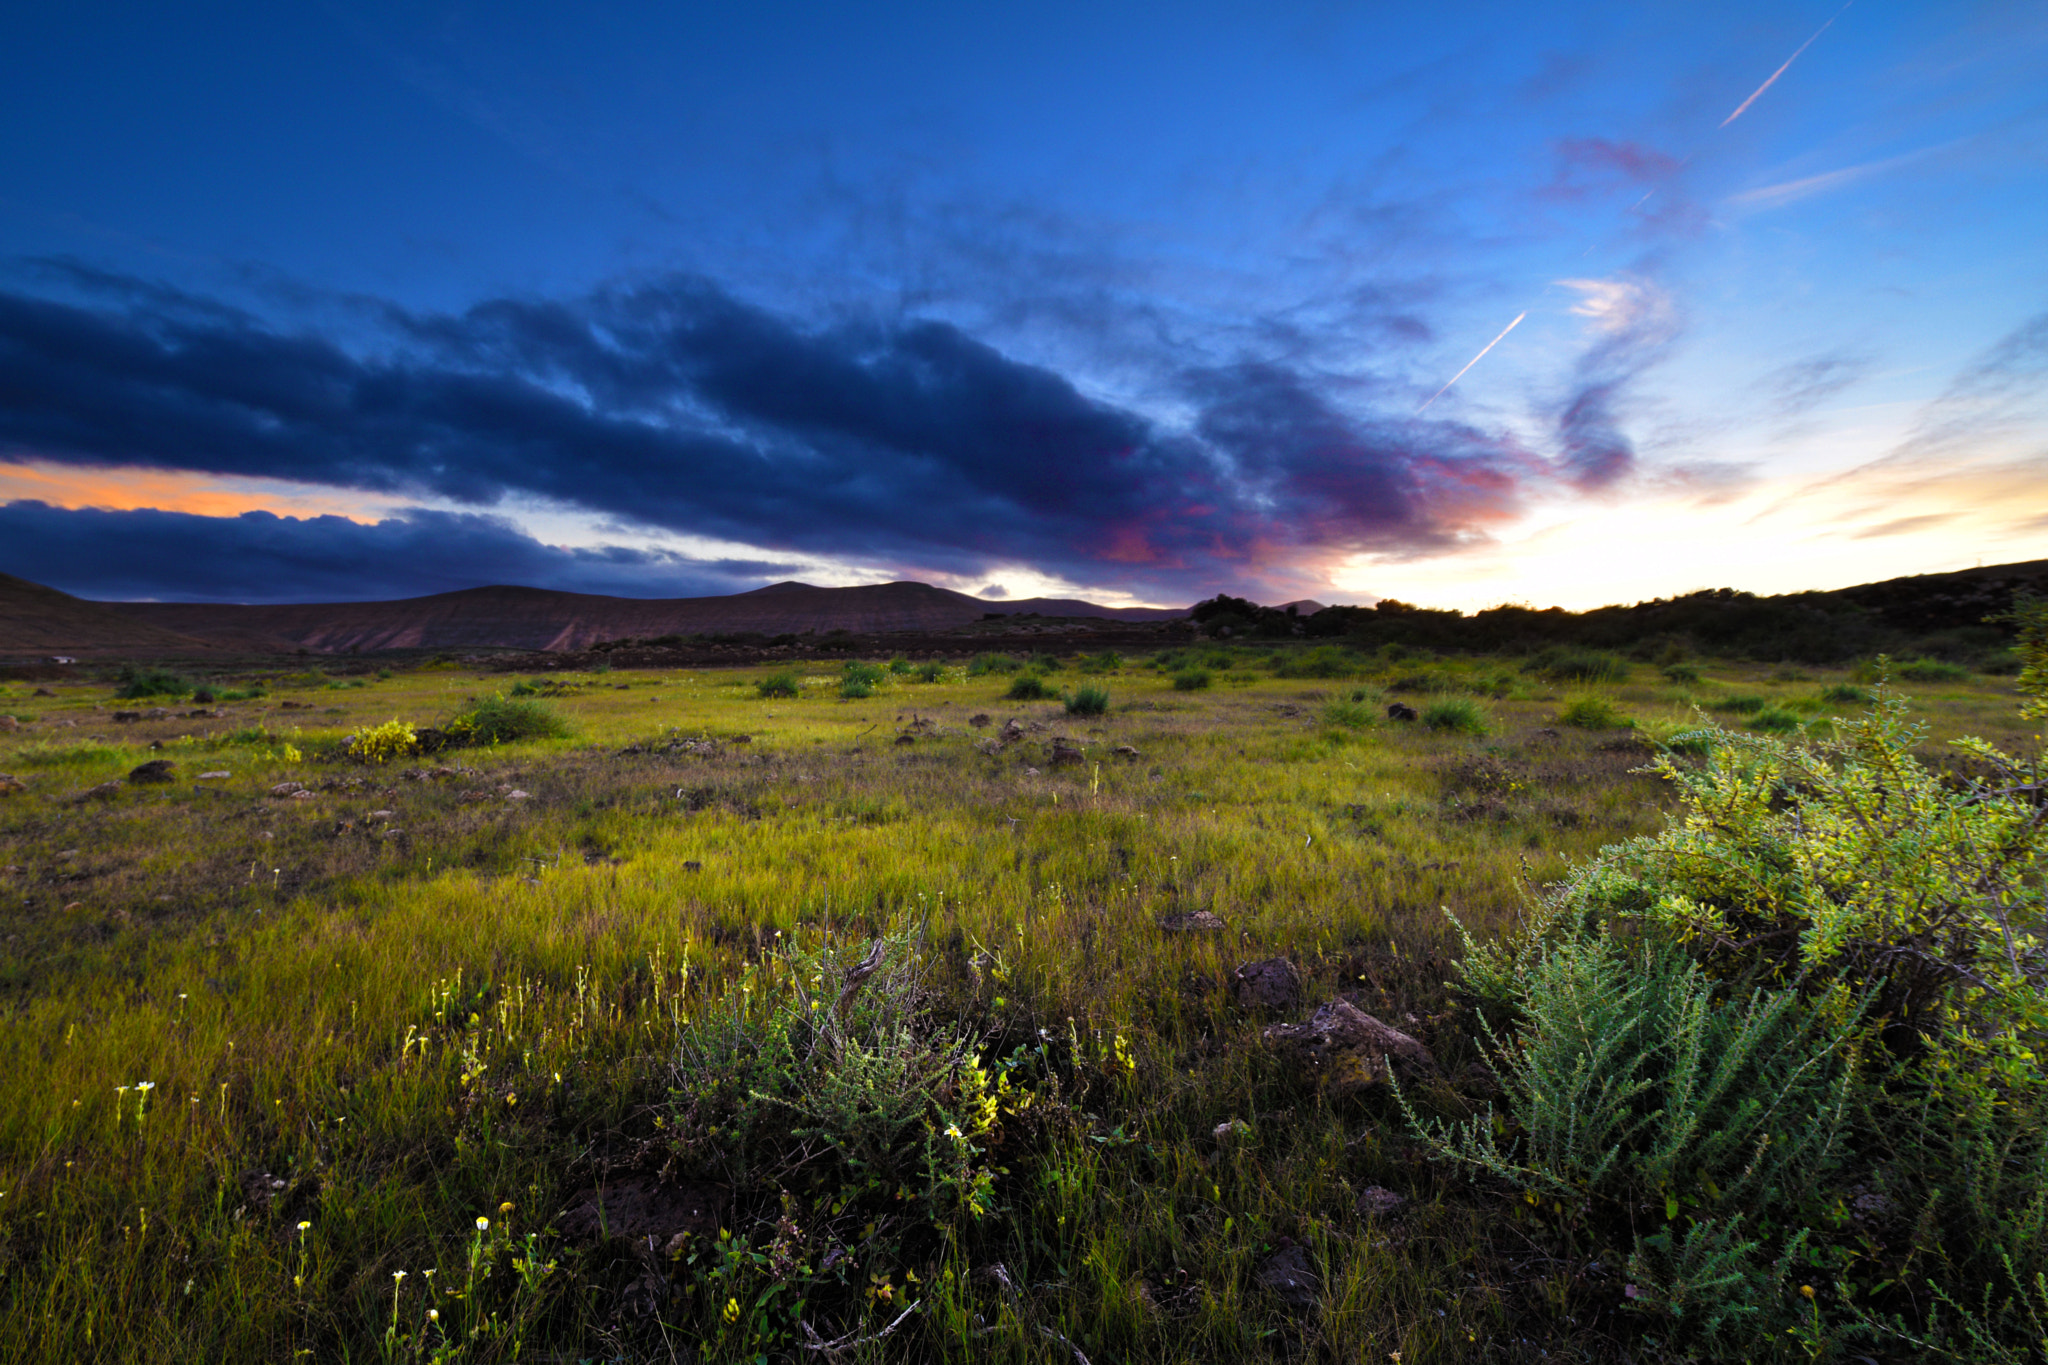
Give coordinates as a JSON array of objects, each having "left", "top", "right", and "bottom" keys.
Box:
[
  {"left": 1895, "top": 656, "right": 1971, "bottom": 682},
  {"left": 1272, "top": 644, "right": 1365, "bottom": 678},
  {"left": 1063, "top": 684, "right": 1109, "bottom": 716},
  {"left": 1421, "top": 695, "right": 1488, "bottom": 734},
  {"left": 1748, "top": 706, "right": 1802, "bottom": 732},
  {"left": 1170, "top": 667, "right": 1213, "bottom": 691},
  {"left": 912, "top": 659, "right": 947, "bottom": 683},
  {"left": 1523, "top": 646, "right": 1630, "bottom": 683},
  {"left": 113, "top": 665, "right": 192, "bottom": 699},
  {"left": 1080, "top": 651, "right": 1124, "bottom": 673},
  {"left": 1819, "top": 682, "right": 1871, "bottom": 704},
  {"left": 1321, "top": 696, "right": 1378, "bottom": 730},
  {"left": 1557, "top": 694, "right": 1631, "bottom": 729},
  {"left": 1662, "top": 663, "right": 1703, "bottom": 684},
  {"left": 1004, "top": 673, "right": 1053, "bottom": 701},
  {"left": 887, "top": 656, "right": 914, "bottom": 675},
  {"left": 756, "top": 670, "right": 801, "bottom": 699},
  {"left": 966, "top": 653, "right": 1022, "bottom": 676},
  {"left": 840, "top": 661, "right": 887, "bottom": 699},
  {"left": 446, "top": 694, "right": 572, "bottom": 745},
  {"left": 1710, "top": 694, "right": 1768, "bottom": 715},
  {"left": 1028, "top": 652, "right": 1064, "bottom": 672}
]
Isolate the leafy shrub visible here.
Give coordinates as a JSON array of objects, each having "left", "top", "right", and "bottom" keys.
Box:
[
  {"left": 756, "top": 671, "right": 801, "bottom": 699},
  {"left": 114, "top": 665, "right": 191, "bottom": 699},
  {"left": 1820, "top": 682, "right": 1871, "bottom": 704},
  {"left": 1170, "top": 668, "right": 1212, "bottom": 691},
  {"left": 887, "top": 656, "right": 914, "bottom": 675},
  {"left": 1523, "top": 647, "right": 1630, "bottom": 683},
  {"left": 346, "top": 719, "right": 419, "bottom": 765},
  {"left": 1748, "top": 706, "right": 1802, "bottom": 732},
  {"left": 839, "top": 678, "right": 875, "bottom": 699},
  {"left": 446, "top": 694, "right": 571, "bottom": 746},
  {"left": 1710, "top": 694, "right": 1767, "bottom": 714},
  {"left": 1896, "top": 657, "right": 1970, "bottom": 682},
  {"left": 508, "top": 677, "right": 573, "bottom": 697},
  {"left": 1028, "top": 652, "right": 1064, "bottom": 672},
  {"left": 1663, "top": 663, "right": 1703, "bottom": 684},
  {"left": 912, "top": 660, "right": 946, "bottom": 683},
  {"left": 1005, "top": 673, "right": 1052, "bottom": 701},
  {"left": 1080, "top": 651, "right": 1124, "bottom": 673},
  {"left": 966, "top": 653, "right": 1022, "bottom": 676},
  {"left": 1063, "top": 684, "right": 1109, "bottom": 716},
  {"left": 1557, "top": 694, "right": 1630, "bottom": 729},
  {"left": 1421, "top": 696, "right": 1487, "bottom": 734},
  {"left": 840, "top": 661, "right": 886, "bottom": 698},
  {"left": 1272, "top": 645, "right": 1364, "bottom": 679},
  {"left": 219, "top": 684, "right": 266, "bottom": 702}
]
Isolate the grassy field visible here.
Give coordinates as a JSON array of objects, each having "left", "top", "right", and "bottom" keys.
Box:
[{"left": 0, "top": 649, "right": 2035, "bottom": 1362}]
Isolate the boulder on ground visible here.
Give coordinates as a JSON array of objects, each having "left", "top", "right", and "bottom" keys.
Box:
[
  {"left": 1113, "top": 744, "right": 1142, "bottom": 759},
  {"left": 1048, "top": 741, "right": 1084, "bottom": 766},
  {"left": 0, "top": 774, "right": 25, "bottom": 796},
  {"left": 127, "top": 759, "right": 177, "bottom": 784},
  {"left": 1354, "top": 1185, "right": 1408, "bottom": 1218},
  {"left": 1230, "top": 957, "right": 1302, "bottom": 1011},
  {"left": 1262, "top": 1000, "right": 1438, "bottom": 1094},
  {"left": 969, "top": 713, "right": 992, "bottom": 728},
  {"left": 1386, "top": 702, "right": 1419, "bottom": 722},
  {"left": 1160, "top": 909, "right": 1226, "bottom": 932},
  {"left": 1255, "top": 1240, "right": 1319, "bottom": 1312},
  {"left": 74, "top": 781, "right": 123, "bottom": 803}
]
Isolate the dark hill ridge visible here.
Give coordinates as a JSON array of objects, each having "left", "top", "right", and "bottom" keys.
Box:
[
  {"left": 98, "top": 580, "right": 1185, "bottom": 655},
  {"left": 0, "top": 571, "right": 223, "bottom": 657}
]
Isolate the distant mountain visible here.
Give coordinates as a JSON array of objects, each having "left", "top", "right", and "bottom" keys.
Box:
[
  {"left": 0, "top": 571, "right": 223, "bottom": 658},
  {"left": 82, "top": 580, "right": 1185, "bottom": 655}
]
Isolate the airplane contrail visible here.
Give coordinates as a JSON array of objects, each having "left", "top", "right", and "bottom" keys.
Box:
[
  {"left": 1418, "top": 311, "right": 1527, "bottom": 412},
  {"left": 1721, "top": 1, "right": 1852, "bottom": 128}
]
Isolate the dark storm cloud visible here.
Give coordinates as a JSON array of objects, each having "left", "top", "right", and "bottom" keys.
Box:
[
  {"left": 0, "top": 501, "right": 788, "bottom": 603},
  {"left": 0, "top": 264, "right": 1559, "bottom": 597}
]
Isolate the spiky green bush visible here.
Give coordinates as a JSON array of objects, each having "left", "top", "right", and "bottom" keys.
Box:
[
  {"left": 1005, "top": 673, "right": 1053, "bottom": 701},
  {"left": 1421, "top": 696, "right": 1486, "bottom": 734},
  {"left": 966, "top": 653, "right": 1022, "bottom": 676},
  {"left": 1063, "top": 684, "right": 1109, "bottom": 716},
  {"left": 756, "top": 671, "right": 801, "bottom": 699},
  {"left": 113, "top": 665, "right": 191, "bottom": 699},
  {"left": 1170, "top": 668, "right": 1212, "bottom": 692},
  {"left": 446, "top": 694, "right": 572, "bottom": 746},
  {"left": 1557, "top": 694, "right": 1629, "bottom": 729},
  {"left": 1523, "top": 647, "right": 1629, "bottom": 683}
]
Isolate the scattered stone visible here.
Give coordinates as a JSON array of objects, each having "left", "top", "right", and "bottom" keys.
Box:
[
  {"left": 0, "top": 774, "right": 25, "bottom": 796},
  {"left": 1212, "top": 1118, "right": 1254, "bottom": 1145},
  {"left": 127, "top": 759, "right": 177, "bottom": 784},
  {"left": 54, "top": 718, "right": 76, "bottom": 727},
  {"left": 1160, "top": 909, "right": 1226, "bottom": 932},
  {"left": 112, "top": 711, "right": 142, "bottom": 723},
  {"left": 74, "top": 781, "right": 123, "bottom": 803},
  {"left": 968, "top": 713, "right": 992, "bottom": 728},
  {"left": 999, "top": 719, "right": 1026, "bottom": 744},
  {"left": 1255, "top": 1240, "right": 1319, "bottom": 1312},
  {"left": 269, "top": 781, "right": 308, "bottom": 798},
  {"left": 682, "top": 860, "right": 703, "bottom": 871},
  {"left": 504, "top": 789, "right": 532, "bottom": 801},
  {"left": 290, "top": 790, "right": 315, "bottom": 801},
  {"left": 0, "top": 716, "right": 17, "bottom": 731},
  {"left": 1113, "top": 744, "right": 1142, "bottom": 759},
  {"left": 366, "top": 810, "right": 395, "bottom": 821},
  {"left": 729, "top": 734, "right": 751, "bottom": 744},
  {"left": 1048, "top": 741, "right": 1084, "bottom": 766},
  {"left": 186, "top": 708, "right": 225, "bottom": 718},
  {"left": 1230, "top": 957, "right": 1303, "bottom": 1011},
  {"left": 558, "top": 1176, "right": 728, "bottom": 1246},
  {"left": 1021, "top": 766, "right": 1041, "bottom": 777},
  {"left": 143, "top": 707, "right": 169, "bottom": 720},
  {"left": 1354, "top": 1186, "right": 1408, "bottom": 1218},
  {"left": 195, "top": 771, "right": 231, "bottom": 781},
  {"left": 1386, "top": 702, "right": 1419, "bottom": 722},
  {"left": 279, "top": 701, "right": 312, "bottom": 710},
  {"left": 1261, "top": 1000, "right": 1438, "bottom": 1094},
  {"left": 894, "top": 734, "right": 916, "bottom": 745},
  {"left": 33, "top": 688, "right": 55, "bottom": 697}
]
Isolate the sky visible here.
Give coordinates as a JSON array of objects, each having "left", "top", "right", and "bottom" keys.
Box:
[{"left": 0, "top": 1, "right": 2043, "bottom": 611}]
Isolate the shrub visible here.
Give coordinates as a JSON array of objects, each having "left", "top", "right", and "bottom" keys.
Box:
[
  {"left": 839, "top": 678, "right": 875, "bottom": 699},
  {"left": 1005, "top": 674, "right": 1052, "bottom": 701},
  {"left": 1663, "top": 663, "right": 1703, "bottom": 684},
  {"left": 913, "top": 660, "right": 946, "bottom": 683},
  {"left": 189, "top": 684, "right": 218, "bottom": 704},
  {"left": 114, "top": 665, "right": 191, "bottom": 699},
  {"left": 966, "top": 653, "right": 1022, "bottom": 676},
  {"left": 840, "top": 661, "right": 886, "bottom": 698},
  {"left": 1557, "top": 694, "right": 1629, "bottom": 729},
  {"left": 1063, "top": 684, "right": 1109, "bottom": 716},
  {"left": 1421, "top": 696, "right": 1487, "bottom": 734},
  {"left": 1710, "top": 694, "right": 1767, "bottom": 715},
  {"left": 1748, "top": 706, "right": 1801, "bottom": 732},
  {"left": 346, "top": 719, "right": 419, "bottom": 765},
  {"left": 1896, "top": 657, "right": 1970, "bottom": 682},
  {"left": 1080, "top": 651, "right": 1124, "bottom": 673},
  {"left": 1321, "top": 698, "right": 1377, "bottom": 730},
  {"left": 446, "top": 694, "right": 571, "bottom": 746},
  {"left": 1819, "top": 682, "right": 1871, "bottom": 704},
  {"left": 1028, "top": 652, "right": 1064, "bottom": 672},
  {"left": 1170, "top": 668, "right": 1212, "bottom": 691},
  {"left": 1523, "top": 647, "right": 1629, "bottom": 683},
  {"left": 887, "top": 656, "right": 914, "bottom": 675},
  {"left": 756, "top": 671, "right": 801, "bottom": 699},
  {"left": 1272, "top": 645, "right": 1364, "bottom": 679}
]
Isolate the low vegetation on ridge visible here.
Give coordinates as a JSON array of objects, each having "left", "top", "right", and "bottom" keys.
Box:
[{"left": 0, "top": 614, "right": 2042, "bottom": 1362}]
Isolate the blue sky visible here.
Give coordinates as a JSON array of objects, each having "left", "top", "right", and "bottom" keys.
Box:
[{"left": 1, "top": 1, "right": 2043, "bottom": 608}]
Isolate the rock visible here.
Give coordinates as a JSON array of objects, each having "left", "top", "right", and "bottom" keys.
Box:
[
  {"left": 999, "top": 719, "right": 1026, "bottom": 744},
  {"left": 74, "top": 780, "right": 123, "bottom": 803},
  {"left": 1113, "top": 744, "right": 1142, "bottom": 759},
  {"left": 33, "top": 688, "right": 55, "bottom": 697},
  {"left": 54, "top": 719, "right": 76, "bottom": 727},
  {"left": 112, "top": 711, "right": 142, "bottom": 723},
  {"left": 186, "top": 708, "right": 225, "bottom": 718},
  {"left": 1231, "top": 957, "right": 1302, "bottom": 1011},
  {"left": 504, "top": 789, "right": 532, "bottom": 801},
  {"left": 270, "top": 781, "right": 308, "bottom": 798},
  {"left": 1386, "top": 702, "right": 1419, "bottom": 722},
  {"left": 127, "top": 759, "right": 177, "bottom": 784},
  {"left": 143, "top": 708, "right": 169, "bottom": 720},
  {"left": 0, "top": 774, "right": 25, "bottom": 796},
  {"left": 1048, "top": 741, "right": 1084, "bottom": 766},
  {"left": 1021, "top": 766, "right": 1041, "bottom": 777},
  {"left": 1212, "top": 1118, "right": 1254, "bottom": 1145},
  {"left": 968, "top": 713, "right": 992, "bottom": 728},
  {"left": 1261, "top": 1000, "right": 1438, "bottom": 1094},
  {"left": 1354, "top": 1186, "right": 1408, "bottom": 1218},
  {"left": 894, "top": 734, "right": 916, "bottom": 745},
  {"left": 1160, "top": 910, "right": 1225, "bottom": 932},
  {"left": 0, "top": 716, "right": 16, "bottom": 731},
  {"left": 290, "top": 790, "right": 315, "bottom": 801},
  {"left": 1255, "top": 1240, "right": 1319, "bottom": 1312},
  {"left": 558, "top": 1175, "right": 728, "bottom": 1246},
  {"left": 195, "top": 771, "right": 231, "bottom": 781}
]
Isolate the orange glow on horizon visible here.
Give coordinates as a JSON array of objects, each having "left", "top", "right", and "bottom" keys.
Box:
[{"left": 0, "top": 460, "right": 402, "bottom": 522}]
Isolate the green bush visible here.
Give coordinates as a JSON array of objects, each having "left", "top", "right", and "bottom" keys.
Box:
[
  {"left": 1819, "top": 682, "right": 1871, "bottom": 704},
  {"left": 1557, "top": 694, "right": 1629, "bottom": 729},
  {"left": 1321, "top": 698, "right": 1377, "bottom": 730},
  {"left": 114, "top": 665, "right": 191, "bottom": 699},
  {"left": 1748, "top": 706, "right": 1802, "bottom": 732},
  {"left": 1523, "top": 647, "right": 1630, "bottom": 683},
  {"left": 840, "top": 660, "right": 886, "bottom": 698},
  {"left": 1028, "top": 652, "right": 1064, "bottom": 672},
  {"left": 839, "top": 678, "right": 875, "bottom": 699},
  {"left": 1080, "top": 651, "right": 1124, "bottom": 673},
  {"left": 912, "top": 660, "right": 947, "bottom": 683},
  {"left": 1421, "top": 696, "right": 1487, "bottom": 734},
  {"left": 887, "top": 656, "right": 914, "bottom": 675},
  {"left": 1005, "top": 673, "right": 1053, "bottom": 701},
  {"left": 1896, "top": 657, "right": 1970, "bottom": 682},
  {"left": 1710, "top": 694, "right": 1767, "bottom": 715},
  {"left": 1063, "top": 684, "right": 1109, "bottom": 716},
  {"left": 446, "top": 694, "right": 572, "bottom": 746},
  {"left": 756, "top": 671, "right": 801, "bottom": 699},
  {"left": 1663, "top": 663, "right": 1703, "bottom": 684},
  {"left": 1272, "top": 645, "right": 1365, "bottom": 679},
  {"left": 966, "top": 653, "right": 1022, "bottom": 676},
  {"left": 346, "top": 719, "right": 420, "bottom": 765},
  {"left": 1170, "top": 668, "right": 1212, "bottom": 691}
]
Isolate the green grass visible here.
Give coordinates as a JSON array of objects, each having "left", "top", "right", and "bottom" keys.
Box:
[
  {"left": 0, "top": 656, "right": 2035, "bottom": 1361},
  {"left": 1004, "top": 672, "right": 1054, "bottom": 700},
  {"left": 1064, "top": 683, "right": 1110, "bottom": 716},
  {"left": 1420, "top": 695, "right": 1488, "bottom": 734}
]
